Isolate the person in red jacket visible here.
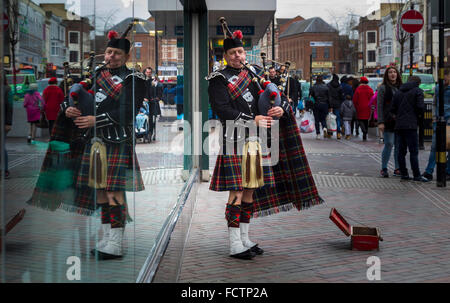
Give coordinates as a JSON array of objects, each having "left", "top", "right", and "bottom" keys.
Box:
[
  {"left": 352, "top": 76, "right": 374, "bottom": 141},
  {"left": 42, "top": 77, "right": 64, "bottom": 136}
]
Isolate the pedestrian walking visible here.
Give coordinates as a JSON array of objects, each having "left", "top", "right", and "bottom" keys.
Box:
[
  {"left": 143, "top": 67, "right": 161, "bottom": 141},
  {"left": 340, "top": 95, "right": 356, "bottom": 140},
  {"left": 422, "top": 68, "right": 450, "bottom": 181},
  {"left": 310, "top": 75, "right": 331, "bottom": 139},
  {"left": 207, "top": 27, "right": 323, "bottom": 260},
  {"left": 1, "top": 75, "right": 12, "bottom": 179},
  {"left": 377, "top": 66, "right": 402, "bottom": 178},
  {"left": 268, "top": 66, "right": 281, "bottom": 86},
  {"left": 390, "top": 76, "right": 429, "bottom": 182},
  {"left": 353, "top": 76, "right": 373, "bottom": 141},
  {"left": 42, "top": 77, "right": 64, "bottom": 136},
  {"left": 351, "top": 77, "right": 360, "bottom": 135},
  {"left": 328, "top": 74, "right": 345, "bottom": 139},
  {"left": 340, "top": 75, "right": 354, "bottom": 100},
  {"left": 23, "top": 83, "right": 43, "bottom": 143}
]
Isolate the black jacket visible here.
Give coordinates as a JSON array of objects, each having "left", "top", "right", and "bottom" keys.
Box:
[
  {"left": 390, "top": 81, "right": 424, "bottom": 130},
  {"left": 311, "top": 83, "right": 331, "bottom": 106},
  {"left": 286, "top": 77, "right": 301, "bottom": 103},
  {"left": 207, "top": 66, "right": 290, "bottom": 151},
  {"left": 3, "top": 85, "right": 12, "bottom": 126},
  {"left": 327, "top": 80, "right": 344, "bottom": 109}
]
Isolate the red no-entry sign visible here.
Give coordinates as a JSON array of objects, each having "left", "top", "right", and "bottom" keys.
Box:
[{"left": 401, "top": 10, "right": 424, "bottom": 34}]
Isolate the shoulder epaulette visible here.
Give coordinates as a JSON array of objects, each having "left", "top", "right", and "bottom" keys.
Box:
[{"left": 205, "top": 71, "right": 226, "bottom": 81}]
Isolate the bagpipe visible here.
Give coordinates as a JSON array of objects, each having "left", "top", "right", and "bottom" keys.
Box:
[{"left": 219, "top": 17, "right": 282, "bottom": 119}]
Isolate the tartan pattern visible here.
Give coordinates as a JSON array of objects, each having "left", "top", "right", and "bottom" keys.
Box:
[
  {"left": 253, "top": 108, "right": 324, "bottom": 217},
  {"left": 227, "top": 69, "right": 251, "bottom": 100},
  {"left": 225, "top": 204, "right": 241, "bottom": 228},
  {"left": 77, "top": 142, "right": 144, "bottom": 192},
  {"left": 100, "top": 204, "right": 110, "bottom": 224},
  {"left": 28, "top": 102, "right": 136, "bottom": 222},
  {"left": 110, "top": 204, "right": 126, "bottom": 228},
  {"left": 96, "top": 70, "right": 123, "bottom": 101},
  {"left": 240, "top": 201, "right": 253, "bottom": 224},
  {"left": 210, "top": 154, "right": 275, "bottom": 192}
]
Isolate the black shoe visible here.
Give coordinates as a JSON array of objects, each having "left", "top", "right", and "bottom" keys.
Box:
[
  {"left": 27, "top": 136, "right": 31, "bottom": 144},
  {"left": 363, "top": 134, "right": 367, "bottom": 141},
  {"left": 230, "top": 249, "right": 256, "bottom": 260},
  {"left": 380, "top": 169, "right": 389, "bottom": 178},
  {"left": 91, "top": 249, "right": 123, "bottom": 260},
  {"left": 250, "top": 245, "right": 264, "bottom": 255},
  {"left": 401, "top": 175, "right": 412, "bottom": 181},
  {"left": 393, "top": 169, "right": 401, "bottom": 177},
  {"left": 422, "top": 172, "right": 433, "bottom": 181},
  {"left": 413, "top": 176, "right": 431, "bottom": 183}
]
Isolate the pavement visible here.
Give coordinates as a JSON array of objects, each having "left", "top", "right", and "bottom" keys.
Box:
[{"left": 155, "top": 117, "right": 450, "bottom": 283}]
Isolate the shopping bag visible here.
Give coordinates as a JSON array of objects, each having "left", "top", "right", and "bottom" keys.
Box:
[
  {"left": 326, "top": 112, "right": 337, "bottom": 132},
  {"left": 36, "top": 111, "right": 49, "bottom": 129},
  {"left": 300, "top": 111, "right": 315, "bottom": 133}
]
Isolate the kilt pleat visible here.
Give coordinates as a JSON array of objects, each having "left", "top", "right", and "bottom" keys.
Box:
[{"left": 209, "top": 154, "right": 275, "bottom": 192}]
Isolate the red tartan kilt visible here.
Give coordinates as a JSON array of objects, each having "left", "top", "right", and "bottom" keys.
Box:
[
  {"left": 77, "top": 142, "right": 144, "bottom": 192},
  {"left": 209, "top": 154, "right": 275, "bottom": 192}
]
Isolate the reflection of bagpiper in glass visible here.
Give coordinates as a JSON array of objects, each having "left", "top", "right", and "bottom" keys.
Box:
[{"left": 28, "top": 22, "right": 147, "bottom": 261}]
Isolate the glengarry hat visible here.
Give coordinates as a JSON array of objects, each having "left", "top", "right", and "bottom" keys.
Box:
[{"left": 223, "top": 30, "right": 244, "bottom": 52}]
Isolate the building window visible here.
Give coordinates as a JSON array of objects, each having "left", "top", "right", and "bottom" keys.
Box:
[
  {"left": 367, "top": 31, "right": 376, "bottom": 44},
  {"left": 51, "top": 42, "right": 58, "bottom": 56},
  {"left": 312, "top": 47, "right": 317, "bottom": 59},
  {"left": 386, "top": 41, "right": 392, "bottom": 56},
  {"left": 69, "top": 51, "right": 79, "bottom": 62},
  {"left": 368, "top": 50, "right": 376, "bottom": 63},
  {"left": 69, "top": 32, "right": 79, "bottom": 44},
  {"left": 324, "top": 48, "right": 330, "bottom": 59}
]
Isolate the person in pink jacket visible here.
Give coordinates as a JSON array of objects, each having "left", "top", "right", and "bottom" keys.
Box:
[
  {"left": 23, "top": 83, "right": 43, "bottom": 143},
  {"left": 353, "top": 76, "right": 374, "bottom": 141}
]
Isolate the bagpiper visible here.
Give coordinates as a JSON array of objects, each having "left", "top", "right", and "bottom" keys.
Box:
[
  {"left": 207, "top": 18, "right": 324, "bottom": 260},
  {"left": 28, "top": 24, "right": 147, "bottom": 260}
]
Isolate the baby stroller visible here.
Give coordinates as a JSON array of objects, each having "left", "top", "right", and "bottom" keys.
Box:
[{"left": 135, "top": 107, "right": 151, "bottom": 143}]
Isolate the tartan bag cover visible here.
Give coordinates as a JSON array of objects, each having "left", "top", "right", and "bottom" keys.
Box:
[
  {"left": 96, "top": 70, "right": 123, "bottom": 101},
  {"left": 227, "top": 69, "right": 250, "bottom": 100},
  {"left": 252, "top": 108, "right": 324, "bottom": 217}
]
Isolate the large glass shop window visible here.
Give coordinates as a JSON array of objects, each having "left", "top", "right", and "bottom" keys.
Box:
[{"left": 0, "top": 0, "right": 186, "bottom": 283}]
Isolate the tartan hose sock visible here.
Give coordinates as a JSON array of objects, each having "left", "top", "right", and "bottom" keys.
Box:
[
  {"left": 100, "top": 203, "right": 110, "bottom": 224},
  {"left": 110, "top": 204, "right": 126, "bottom": 229},
  {"left": 225, "top": 204, "right": 241, "bottom": 228},
  {"left": 240, "top": 201, "right": 254, "bottom": 224}
]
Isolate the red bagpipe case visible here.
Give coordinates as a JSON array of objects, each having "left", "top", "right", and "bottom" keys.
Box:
[{"left": 329, "top": 208, "right": 383, "bottom": 251}]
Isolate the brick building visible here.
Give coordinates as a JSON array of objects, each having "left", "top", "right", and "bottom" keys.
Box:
[{"left": 278, "top": 17, "right": 346, "bottom": 80}]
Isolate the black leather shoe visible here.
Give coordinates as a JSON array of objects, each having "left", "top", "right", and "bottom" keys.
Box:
[
  {"left": 422, "top": 172, "right": 433, "bottom": 181},
  {"left": 91, "top": 249, "right": 123, "bottom": 260},
  {"left": 250, "top": 245, "right": 264, "bottom": 255},
  {"left": 230, "top": 249, "right": 256, "bottom": 260}
]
